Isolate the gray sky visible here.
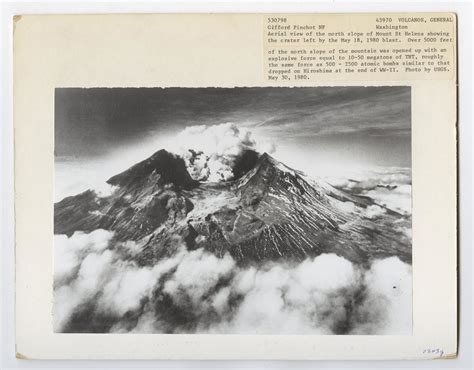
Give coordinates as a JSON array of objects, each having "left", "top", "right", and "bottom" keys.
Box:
[{"left": 55, "top": 87, "right": 411, "bottom": 171}]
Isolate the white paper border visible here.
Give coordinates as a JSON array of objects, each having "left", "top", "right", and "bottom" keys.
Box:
[{"left": 2, "top": 1, "right": 473, "bottom": 369}]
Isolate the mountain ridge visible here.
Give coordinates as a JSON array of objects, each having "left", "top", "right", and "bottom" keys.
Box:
[{"left": 54, "top": 149, "right": 412, "bottom": 266}]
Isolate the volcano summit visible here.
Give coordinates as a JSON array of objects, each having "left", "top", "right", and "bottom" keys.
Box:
[{"left": 55, "top": 149, "right": 411, "bottom": 266}]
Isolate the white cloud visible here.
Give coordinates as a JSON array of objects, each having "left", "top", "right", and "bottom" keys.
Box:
[
  {"left": 364, "top": 184, "right": 411, "bottom": 215},
  {"left": 210, "top": 254, "right": 360, "bottom": 334},
  {"left": 363, "top": 204, "right": 386, "bottom": 219},
  {"left": 54, "top": 229, "right": 113, "bottom": 286},
  {"left": 333, "top": 201, "right": 386, "bottom": 220},
  {"left": 163, "top": 249, "right": 236, "bottom": 311},
  {"left": 351, "top": 257, "right": 412, "bottom": 334},
  {"left": 328, "top": 168, "right": 412, "bottom": 215},
  {"left": 55, "top": 161, "right": 120, "bottom": 202},
  {"left": 54, "top": 231, "right": 411, "bottom": 334},
  {"left": 336, "top": 201, "right": 357, "bottom": 213},
  {"left": 53, "top": 249, "right": 114, "bottom": 331},
  {"left": 99, "top": 264, "right": 163, "bottom": 317}
]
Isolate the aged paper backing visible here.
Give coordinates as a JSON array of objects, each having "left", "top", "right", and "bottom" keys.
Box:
[{"left": 14, "top": 13, "right": 457, "bottom": 359}]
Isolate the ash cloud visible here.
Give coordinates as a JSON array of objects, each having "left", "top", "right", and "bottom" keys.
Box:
[
  {"left": 173, "top": 123, "right": 270, "bottom": 182},
  {"left": 54, "top": 230, "right": 412, "bottom": 334}
]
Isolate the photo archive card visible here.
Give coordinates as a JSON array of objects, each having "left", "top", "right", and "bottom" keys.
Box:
[{"left": 13, "top": 13, "right": 457, "bottom": 360}]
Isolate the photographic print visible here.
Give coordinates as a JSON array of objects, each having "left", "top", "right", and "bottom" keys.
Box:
[{"left": 53, "top": 86, "right": 412, "bottom": 334}]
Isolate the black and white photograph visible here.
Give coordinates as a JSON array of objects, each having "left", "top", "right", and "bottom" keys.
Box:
[{"left": 53, "top": 86, "right": 412, "bottom": 335}]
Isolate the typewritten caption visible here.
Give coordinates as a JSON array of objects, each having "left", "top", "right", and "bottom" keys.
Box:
[{"left": 264, "top": 14, "right": 456, "bottom": 81}]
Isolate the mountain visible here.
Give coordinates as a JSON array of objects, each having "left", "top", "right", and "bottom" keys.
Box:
[{"left": 54, "top": 149, "right": 411, "bottom": 266}]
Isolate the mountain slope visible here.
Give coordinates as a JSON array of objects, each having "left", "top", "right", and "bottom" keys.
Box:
[{"left": 54, "top": 149, "right": 411, "bottom": 266}]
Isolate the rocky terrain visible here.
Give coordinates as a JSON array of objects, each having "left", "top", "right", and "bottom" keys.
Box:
[{"left": 55, "top": 149, "right": 412, "bottom": 266}]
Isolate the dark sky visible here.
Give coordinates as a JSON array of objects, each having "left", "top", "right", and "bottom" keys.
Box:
[{"left": 55, "top": 87, "right": 411, "bottom": 170}]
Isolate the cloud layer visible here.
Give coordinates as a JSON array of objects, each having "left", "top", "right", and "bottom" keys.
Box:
[
  {"left": 329, "top": 167, "right": 412, "bottom": 215},
  {"left": 54, "top": 230, "right": 412, "bottom": 334}
]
